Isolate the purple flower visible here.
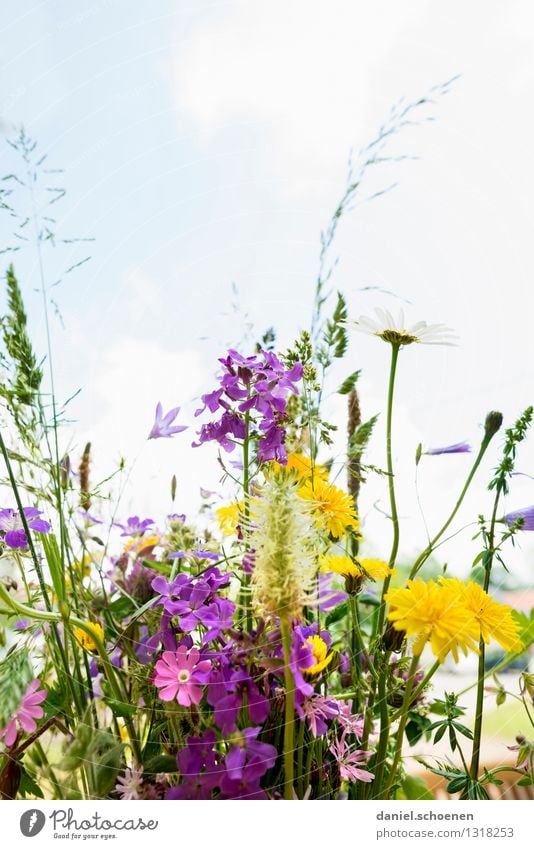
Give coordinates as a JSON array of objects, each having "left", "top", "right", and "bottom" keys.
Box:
[
  {"left": 212, "top": 668, "right": 270, "bottom": 735},
  {"left": 114, "top": 515, "right": 155, "bottom": 537},
  {"left": 193, "top": 348, "right": 302, "bottom": 464},
  {"left": 153, "top": 647, "right": 211, "bottom": 706},
  {"left": 220, "top": 727, "right": 277, "bottom": 800},
  {"left": 148, "top": 402, "right": 188, "bottom": 439},
  {"left": 169, "top": 730, "right": 222, "bottom": 799},
  {"left": 169, "top": 549, "right": 220, "bottom": 562},
  {"left": 0, "top": 679, "right": 47, "bottom": 747},
  {"left": 425, "top": 441, "right": 472, "bottom": 455},
  {"left": 0, "top": 507, "right": 50, "bottom": 549},
  {"left": 503, "top": 505, "right": 534, "bottom": 531}
]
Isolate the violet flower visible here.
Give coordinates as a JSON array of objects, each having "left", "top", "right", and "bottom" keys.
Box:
[
  {"left": 0, "top": 679, "right": 47, "bottom": 747},
  {"left": 219, "top": 727, "right": 277, "bottom": 800},
  {"left": 114, "top": 515, "right": 155, "bottom": 537},
  {"left": 148, "top": 402, "right": 188, "bottom": 439},
  {"left": 425, "top": 441, "right": 471, "bottom": 455},
  {"left": 0, "top": 507, "right": 50, "bottom": 549},
  {"left": 212, "top": 667, "right": 270, "bottom": 735},
  {"left": 503, "top": 505, "right": 534, "bottom": 531},
  {"left": 153, "top": 647, "right": 211, "bottom": 706}
]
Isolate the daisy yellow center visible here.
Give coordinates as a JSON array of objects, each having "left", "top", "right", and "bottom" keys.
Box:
[{"left": 379, "top": 330, "right": 418, "bottom": 346}]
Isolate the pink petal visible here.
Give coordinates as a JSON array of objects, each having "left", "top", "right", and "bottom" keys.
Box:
[
  {"left": 2, "top": 719, "right": 18, "bottom": 747},
  {"left": 157, "top": 683, "right": 179, "bottom": 701}
]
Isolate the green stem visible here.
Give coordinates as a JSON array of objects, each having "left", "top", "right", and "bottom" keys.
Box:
[
  {"left": 280, "top": 616, "right": 295, "bottom": 800},
  {"left": 470, "top": 490, "right": 500, "bottom": 780},
  {"left": 383, "top": 654, "right": 420, "bottom": 797},
  {"left": 409, "top": 432, "right": 494, "bottom": 580},
  {"left": 0, "top": 582, "right": 142, "bottom": 762},
  {"left": 376, "top": 343, "right": 400, "bottom": 636},
  {"left": 296, "top": 720, "right": 305, "bottom": 799}
]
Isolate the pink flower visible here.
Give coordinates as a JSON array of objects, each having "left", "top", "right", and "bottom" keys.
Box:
[
  {"left": 154, "top": 647, "right": 211, "bottom": 707},
  {"left": 0, "top": 679, "right": 47, "bottom": 748},
  {"left": 329, "top": 732, "right": 374, "bottom": 783},
  {"left": 115, "top": 764, "right": 144, "bottom": 800}
]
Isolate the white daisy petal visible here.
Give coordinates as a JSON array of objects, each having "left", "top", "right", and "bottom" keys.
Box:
[{"left": 351, "top": 308, "right": 456, "bottom": 347}]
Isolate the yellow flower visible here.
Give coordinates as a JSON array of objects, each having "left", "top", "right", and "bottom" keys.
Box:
[
  {"left": 73, "top": 622, "right": 105, "bottom": 652},
  {"left": 322, "top": 554, "right": 392, "bottom": 580},
  {"left": 440, "top": 578, "right": 523, "bottom": 653},
  {"left": 273, "top": 452, "right": 329, "bottom": 482},
  {"left": 298, "top": 478, "right": 358, "bottom": 539},
  {"left": 385, "top": 579, "right": 479, "bottom": 662},
  {"left": 300, "top": 635, "right": 334, "bottom": 676},
  {"left": 216, "top": 502, "right": 243, "bottom": 535},
  {"left": 125, "top": 534, "right": 159, "bottom": 556}
]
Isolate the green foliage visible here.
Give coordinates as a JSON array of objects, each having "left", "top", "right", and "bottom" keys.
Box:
[
  {"left": 0, "top": 647, "right": 34, "bottom": 728},
  {"left": 0, "top": 265, "right": 43, "bottom": 406},
  {"left": 349, "top": 414, "right": 379, "bottom": 457},
  {"left": 338, "top": 369, "right": 361, "bottom": 395},
  {"left": 397, "top": 774, "right": 434, "bottom": 800},
  {"left": 41, "top": 532, "right": 66, "bottom": 604}
]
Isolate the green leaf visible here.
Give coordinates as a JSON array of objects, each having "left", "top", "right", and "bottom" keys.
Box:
[
  {"left": 446, "top": 776, "right": 468, "bottom": 794},
  {"left": 143, "top": 754, "right": 180, "bottom": 775},
  {"left": 325, "top": 602, "right": 348, "bottom": 627},
  {"left": 103, "top": 697, "right": 137, "bottom": 719},
  {"left": 41, "top": 532, "right": 66, "bottom": 604},
  {"left": 398, "top": 774, "right": 435, "bottom": 800},
  {"left": 433, "top": 724, "right": 447, "bottom": 744},
  {"left": 18, "top": 764, "right": 44, "bottom": 799},
  {"left": 338, "top": 370, "right": 361, "bottom": 395}
]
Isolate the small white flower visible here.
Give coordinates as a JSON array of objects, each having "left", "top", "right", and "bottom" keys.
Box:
[{"left": 351, "top": 308, "right": 456, "bottom": 347}]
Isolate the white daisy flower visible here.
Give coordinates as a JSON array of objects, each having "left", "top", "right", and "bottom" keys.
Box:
[{"left": 351, "top": 308, "right": 456, "bottom": 347}]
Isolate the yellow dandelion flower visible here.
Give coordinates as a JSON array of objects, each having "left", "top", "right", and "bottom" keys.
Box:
[
  {"left": 321, "top": 554, "right": 393, "bottom": 594},
  {"left": 298, "top": 478, "right": 358, "bottom": 539},
  {"left": 216, "top": 502, "right": 243, "bottom": 536},
  {"left": 440, "top": 578, "right": 523, "bottom": 653},
  {"left": 73, "top": 622, "right": 105, "bottom": 653},
  {"left": 272, "top": 452, "right": 329, "bottom": 482},
  {"left": 385, "top": 579, "right": 479, "bottom": 662},
  {"left": 300, "top": 635, "right": 334, "bottom": 676}
]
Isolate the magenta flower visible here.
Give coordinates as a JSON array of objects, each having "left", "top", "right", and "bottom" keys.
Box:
[
  {"left": 154, "top": 647, "right": 211, "bottom": 706},
  {"left": 329, "top": 732, "right": 374, "bottom": 783},
  {"left": 148, "top": 403, "right": 188, "bottom": 439},
  {"left": 425, "top": 441, "right": 471, "bottom": 455},
  {"left": 503, "top": 505, "right": 534, "bottom": 531},
  {"left": 0, "top": 507, "right": 50, "bottom": 549},
  {"left": 0, "top": 679, "right": 47, "bottom": 747}
]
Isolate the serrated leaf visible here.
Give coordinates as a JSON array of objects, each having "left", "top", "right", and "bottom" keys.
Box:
[{"left": 18, "top": 764, "right": 44, "bottom": 799}]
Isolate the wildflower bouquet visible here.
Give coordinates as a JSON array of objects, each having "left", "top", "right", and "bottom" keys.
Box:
[{"left": 1, "top": 120, "right": 534, "bottom": 803}]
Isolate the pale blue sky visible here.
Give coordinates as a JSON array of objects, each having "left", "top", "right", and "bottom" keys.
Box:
[{"left": 2, "top": 1, "right": 534, "bottom": 579}]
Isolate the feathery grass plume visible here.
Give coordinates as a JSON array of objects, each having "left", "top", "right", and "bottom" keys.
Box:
[
  {"left": 0, "top": 265, "right": 43, "bottom": 411},
  {"left": 347, "top": 388, "right": 362, "bottom": 503},
  {"left": 250, "top": 471, "right": 318, "bottom": 621},
  {"left": 0, "top": 647, "right": 34, "bottom": 729},
  {"left": 79, "top": 442, "right": 91, "bottom": 511}
]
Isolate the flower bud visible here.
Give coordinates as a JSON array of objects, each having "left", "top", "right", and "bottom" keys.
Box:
[{"left": 485, "top": 411, "right": 503, "bottom": 438}]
